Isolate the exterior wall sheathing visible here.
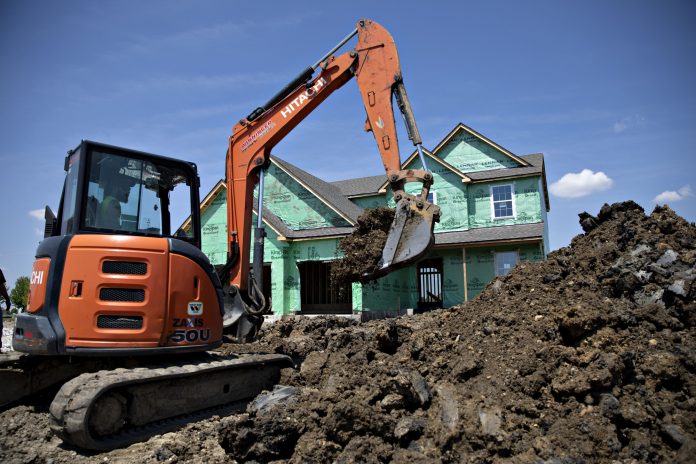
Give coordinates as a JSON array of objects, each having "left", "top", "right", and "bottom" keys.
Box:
[{"left": 195, "top": 124, "right": 550, "bottom": 317}]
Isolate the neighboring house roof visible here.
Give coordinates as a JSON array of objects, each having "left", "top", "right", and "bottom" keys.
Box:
[
  {"left": 434, "top": 222, "right": 545, "bottom": 247},
  {"left": 271, "top": 157, "right": 364, "bottom": 224}
]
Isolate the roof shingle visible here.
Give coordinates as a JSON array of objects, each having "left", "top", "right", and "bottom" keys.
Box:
[{"left": 331, "top": 174, "right": 386, "bottom": 197}]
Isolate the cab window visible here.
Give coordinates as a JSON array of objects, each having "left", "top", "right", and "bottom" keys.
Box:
[
  {"left": 60, "top": 153, "right": 80, "bottom": 235},
  {"left": 83, "top": 150, "right": 194, "bottom": 241}
]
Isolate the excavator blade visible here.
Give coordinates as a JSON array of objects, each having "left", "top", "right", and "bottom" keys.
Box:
[{"left": 363, "top": 198, "right": 438, "bottom": 281}]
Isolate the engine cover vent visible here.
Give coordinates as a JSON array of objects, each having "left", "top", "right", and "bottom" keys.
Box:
[
  {"left": 99, "top": 288, "right": 145, "bottom": 302},
  {"left": 97, "top": 315, "right": 143, "bottom": 329},
  {"left": 102, "top": 261, "right": 147, "bottom": 275}
]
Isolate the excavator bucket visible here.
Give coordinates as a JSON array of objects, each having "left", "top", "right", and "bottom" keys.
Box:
[{"left": 364, "top": 198, "right": 439, "bottom": 281}]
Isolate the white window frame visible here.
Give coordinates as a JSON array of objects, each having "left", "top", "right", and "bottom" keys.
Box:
[
  {"left": 494, "top": 250, "right": 519, "bottom": 276},
  {"left": 427, "top": 191, "right": 437, "bottom": 205},
  {"left": 490, "top": 183, "right": 516, "bottom": 220}
]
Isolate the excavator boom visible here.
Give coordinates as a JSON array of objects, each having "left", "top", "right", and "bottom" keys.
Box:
[{"left": 223, "top": 19, "right": 440, "bottom": 339}]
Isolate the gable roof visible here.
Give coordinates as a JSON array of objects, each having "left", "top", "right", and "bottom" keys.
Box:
[
  {"left": 355, "top": 123, "right": 549, "bottom": 211},
  {"left": 179, "top": 179, "right": 286, "bottom": 238},
  {"left": 374, "top": 147, "right": 472, "bottom": 193},
  {"left": 185, "top": 122, "right": 549, "bottom": 241},
  {"left": 432, "top": 122, "right": 531, "bottom": 167},
  {"left": 271, "top": 157, "right": 363, "bottom": 224},
  {"left": 179, "top": 179, "right": 224, "bottom": 234}
]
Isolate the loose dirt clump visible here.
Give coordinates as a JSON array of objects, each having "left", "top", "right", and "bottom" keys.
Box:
[
  {"left": 0, "top": 201, "right": 694, "bottom": 464},
  {"left": 330, "top": 207, "right": 395, "bottom": 285}
]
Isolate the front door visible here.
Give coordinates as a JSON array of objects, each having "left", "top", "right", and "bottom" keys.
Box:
[
  {"left": 298, "top": 261, "right": 352, "bottom": 314},
  {"left": 417, "top": 258, "right": 443, "bottom": 312}
]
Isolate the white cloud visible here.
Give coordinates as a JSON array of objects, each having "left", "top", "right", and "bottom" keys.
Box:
[
  {"left": 550, "top": 169, "right": 614, "bottom": 198},
  {"left": 613, "top": 115, "right": 645, "bottom": 134},
  {"left": 654, "top": 185, "right": 693, "bottom": 204},
  {"left": 28, "top": 209, "right": 44, "bottom": 221}
]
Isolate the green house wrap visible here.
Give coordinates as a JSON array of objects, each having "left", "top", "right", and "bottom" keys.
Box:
[{"left": 186, "top": 123, "right": 550, "bottom": 317}]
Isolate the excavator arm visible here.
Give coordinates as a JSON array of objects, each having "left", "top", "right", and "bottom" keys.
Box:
[{"left": 222, "top": 19, "right": 440, "bottom": 340}]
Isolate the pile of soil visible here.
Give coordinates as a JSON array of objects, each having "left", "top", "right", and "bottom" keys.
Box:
[
  {"left": 330, "top": 207, "right": 395, "bottom": 285},
  {"left": 0, "top": 201, "right": 693, "bottom": 463},
  {"left": 218, "top": 201, "right": 695, "bottom": 463}
]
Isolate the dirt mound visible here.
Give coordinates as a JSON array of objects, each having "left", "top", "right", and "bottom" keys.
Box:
[
  {"left": 216, "top": 202, "right": 695, "bottom": 463},
  {"left": 330, "top": 207, "right": 395, "bottom": 285},
  {"left": 0, "top": 202, "right": 693, "bottom": 463}
]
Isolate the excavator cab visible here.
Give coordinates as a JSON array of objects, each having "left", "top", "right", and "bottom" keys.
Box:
[
  {"left": 76, "top": 145, "right": 198, "bottom": 242},
  {"left": 14, "top": 140, "right": 226, "bottom": 356}
]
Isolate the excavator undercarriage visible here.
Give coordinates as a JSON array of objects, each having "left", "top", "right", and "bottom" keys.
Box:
[
  {"left": 1, "top": 351, "right": 291, "bottom": 449},
  {"left": 49, "top": 353, "right": 291, "bottom": 450}
]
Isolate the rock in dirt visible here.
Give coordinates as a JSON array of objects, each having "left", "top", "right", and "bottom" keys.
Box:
[{"left": 249, "top": 385, "right": 300, "bottom": 416}]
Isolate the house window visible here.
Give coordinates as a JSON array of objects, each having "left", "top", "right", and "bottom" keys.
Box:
[
  {"left": 427, "top": 191, "right": 437, "bottom": 204},
  {"left": 495, "top": 251, "right": 518, "bottom": 276},
  {"left": 491, "top": 184, "right": 515, "bottom": 219}
]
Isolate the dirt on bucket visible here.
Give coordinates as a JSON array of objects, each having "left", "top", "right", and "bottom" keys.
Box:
[{"left": 330, "top": 206, "right": 395, "bottom": 286}]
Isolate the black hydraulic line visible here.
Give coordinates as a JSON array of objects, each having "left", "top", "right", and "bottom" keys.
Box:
[
  {"left": 245, "top": 26, "right": 358, "bottom": 123},
  {"left": 245, "top": 66, "right": 314, "bottom": 122},
  {"left": 393, "top": 80, "right": 422, "bottom": 146}
]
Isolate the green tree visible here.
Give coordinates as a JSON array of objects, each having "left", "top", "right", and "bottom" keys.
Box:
[{"left": 10, "top": 276, "right": 30, "bottom": 313}]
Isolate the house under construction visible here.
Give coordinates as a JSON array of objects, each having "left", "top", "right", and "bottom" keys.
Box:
[{"left": 182, "top": 123, "right": 550, "bottom": 316}]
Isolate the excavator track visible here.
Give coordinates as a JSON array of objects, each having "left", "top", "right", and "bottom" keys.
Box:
[{"left": 49, "top": 353, "right": 292, "bottom": 450}]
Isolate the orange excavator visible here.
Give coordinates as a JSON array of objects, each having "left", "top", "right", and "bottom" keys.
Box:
[{"left": 2, "top": 19, "right": 439, "bottom": 449}]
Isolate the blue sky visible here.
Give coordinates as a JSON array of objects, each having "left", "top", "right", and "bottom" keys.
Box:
[{"left": 1, "top": 0, "right": 694, "bottom": 287}]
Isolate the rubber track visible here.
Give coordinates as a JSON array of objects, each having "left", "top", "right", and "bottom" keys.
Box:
[{"left": 49, "top": 353, "right": 292, "bottom": 450}]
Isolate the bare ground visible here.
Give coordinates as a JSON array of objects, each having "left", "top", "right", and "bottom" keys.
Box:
[{"left": 1, "top": 201, "right": 694, "bottom": 463}]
